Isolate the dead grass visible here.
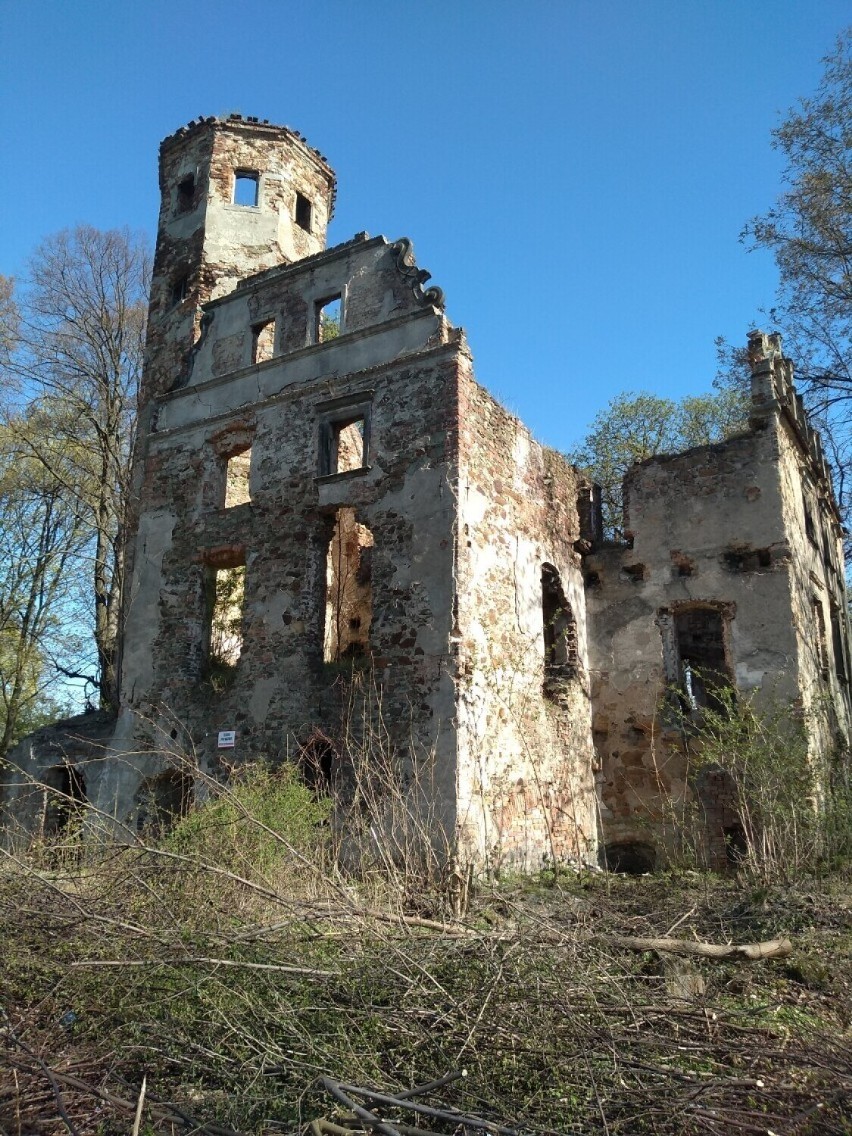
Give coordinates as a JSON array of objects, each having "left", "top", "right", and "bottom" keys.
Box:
[{"left": 2, "top": 776, "right": 852, "bottom": 1135}]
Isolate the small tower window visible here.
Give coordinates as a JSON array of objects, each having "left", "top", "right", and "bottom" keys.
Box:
[
  {"left": 295, "top": 192, "right": 313, "bottom": 232},
  {"left": 171, "top": 273, "right": 189, "bottom": 308},
  {"left": 176, "top": 173, "right": 195, "bottom": 213},
  {"left": 233, "top": 170, "right": 260, "bottom": 207}
]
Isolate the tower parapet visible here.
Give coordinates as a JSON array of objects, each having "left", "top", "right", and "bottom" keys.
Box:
[{"left": 142, "top": 114, "right": 336, "bottom": 404}]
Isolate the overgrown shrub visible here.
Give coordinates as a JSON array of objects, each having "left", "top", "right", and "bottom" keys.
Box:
[
  {"left": 164, "top": 761, "right": 331, "bottom": 877},
  {"left": 679, "top": 688, "right": 852, "bottom": 880}
]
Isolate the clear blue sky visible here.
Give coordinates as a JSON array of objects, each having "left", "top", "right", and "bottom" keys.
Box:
[{"left": 1, "top": 0, "right": 849, "bottom": 452}]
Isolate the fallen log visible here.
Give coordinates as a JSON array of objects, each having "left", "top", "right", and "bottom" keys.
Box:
[{"left": 612, "top": 935, "right": 792, "bottom": 960}]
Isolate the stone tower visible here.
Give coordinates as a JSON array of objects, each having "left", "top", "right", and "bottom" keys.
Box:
[{"left": 142, "top": 114, "right": 336, "bottom": 404}]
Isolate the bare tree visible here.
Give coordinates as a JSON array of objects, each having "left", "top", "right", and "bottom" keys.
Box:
[
  {"left": 6, "top": 227, "right": 150, "bottom": 710},
  {"left": 0, "top": 417, "right": 89, "bottom": 757},
  {"left": 741, "top": 29, "right": 852, "bottom": 547}
]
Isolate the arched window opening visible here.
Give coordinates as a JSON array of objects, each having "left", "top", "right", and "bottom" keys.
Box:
[
  {"left": 541, "top": 564, "right": 578, "bottom": 696},
  {"left": 324, "top": 508, "right": 373, "bottom": 663}
]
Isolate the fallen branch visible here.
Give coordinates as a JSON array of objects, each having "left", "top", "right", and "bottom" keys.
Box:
[
  {"left": 316, "top": 1076, "right": 519, "bottom": 1136},
  {"left": 612, "top": 935, "right": 793, "bottom": 960},
  {"left": 70, "top": 956, "right": 336, "bottom": 977},
  {"left": 3, "top": 1053, "right": 244, "bottom": 1136}
]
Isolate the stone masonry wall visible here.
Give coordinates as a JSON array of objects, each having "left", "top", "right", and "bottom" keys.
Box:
[
  {"left": 454, "top": 358, "right": 597, "bottom": 870},
  {"left": 586, "top": 336, "right": 852, "bottom": 869},
  {"left": 585, "top": 426, "right": 800, "bottom": 869},
  {"left": 101, "top": 235, "right": 463, "bottom": 835}
]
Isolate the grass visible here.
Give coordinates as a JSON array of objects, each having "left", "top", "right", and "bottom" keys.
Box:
[{"left": 2, "top": 773, "right": 852, "bottom": 1135}]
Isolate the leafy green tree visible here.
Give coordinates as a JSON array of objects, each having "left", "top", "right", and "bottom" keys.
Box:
[
  {"left": 740, "top": 29, "right": 852, "bottom": 543},
  {"left": 570, "top": 389, "right": 747, "bottom": 539}
]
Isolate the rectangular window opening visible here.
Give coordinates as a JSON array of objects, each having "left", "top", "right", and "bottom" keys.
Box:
[
  {"left": 813, "top": 599, "right": 829, "bottom": 680},
  {"left": 207, "top": 561, "right": 246, "bottom": 676},
  {"left": 802, "top": 487, "right": 817, "bottom": 546},
  {"left": 324, "top": 508, "right": 373, "bottom": 663},
  {"left": 251, "top": 319, "right": 275, "bottom": 365},
  {"left": 177, "top": 174, "right": 195, "bottom": 213},
  {"left": 672, "top": 607, "right": 734, "bottom": 715},
  {"left": 831, "top": 608, "right": 848, "bottom": 684},
  {"left": 224, "top": 447, "right": 252, "bottom": 508},
  {"left": 171, "top": 273, "right": 189, "bottom": 308},
  {"left": 315, "top": 295, "right": 342, "bottom": 343},
  {"left": 295, "top": 191, "right": 313, "bottom": 232},
  {"left": 333, "top": 418, "right": 365, "bottom": 474},
  {"left": 318, "top": 400, "right": 371, "bottom": 477},
  {"left": 233, "top": 170, "right": 260, "bottom": 207}
]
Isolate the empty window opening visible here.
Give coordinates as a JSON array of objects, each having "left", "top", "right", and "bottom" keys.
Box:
[
  {"left": 315, "top": 295, "right": 342, "bottom": 343},
  {"left": 135, "top": 771, "right": 193, "bottom": 836},
  {"left": 324, "top": 508, "right": 373, "bottom": 663},
  {"left": 171, "top": 273, "right": 189, "bottom": 308},
  {"left": 831, "top": 609, "right": 848, "bottom": 684},
  {"left": 41, "top": 764, "right": 87, "bottom": 839},
  {"left": 802, "top": 487, "right": 817, "bottom": 545},
  {"left": 576, "top": 484, "right": 604, "bottom": 547},
  {"left": 206, "top": 560, "right": 246, "bottom": 681},
  {"left": 813, "top": 599, "right": 829, "bottom": 680},
  {"left": 622, "top": 563, "right": 646, "bottom": 583},
  {"left": 251, "top": 319, "right": 275, "bottom": 364},
  {"left": 295, "top": 191, "right": 313, "bottom": 232},
  {"left": 673, "top": 607, "right": 733, "bottom": 715},
  {"left": 177, "top": 173, "right": 195, "bottom": 212},
  {"left": 319, "top": 409, "right": 368, "bottom": 476},
  {"left": 233, "top": 170, "right": 260, "bottom": 207},
  {"left": 336, "top": 418, "right": 366, "bottom": 473},
  {"left": 542, "top": 564, "right": 578, "bottom": 694},
  {"left": 723, "top": 545, "right": 772, "bottom": 573},
  {"left": 224, "top": 447, "right": 252, "bottom": 508}
]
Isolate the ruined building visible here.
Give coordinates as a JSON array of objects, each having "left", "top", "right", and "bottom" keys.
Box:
[{"left": 4, "top": 116, "right": 851, "bottom": 871}]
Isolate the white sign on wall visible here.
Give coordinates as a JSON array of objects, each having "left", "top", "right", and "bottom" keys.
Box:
[{"left": 217, "top": 730, "right": 236, "bottom": 749}]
